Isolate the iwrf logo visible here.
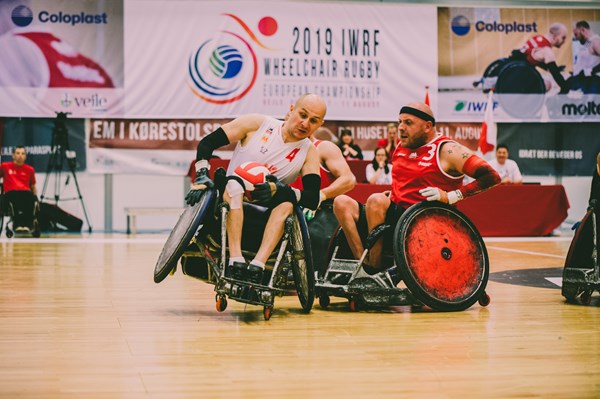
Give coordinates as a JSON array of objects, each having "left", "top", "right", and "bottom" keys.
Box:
[{"left": 188, "top": 14, "right": 278, "bottom": 104}]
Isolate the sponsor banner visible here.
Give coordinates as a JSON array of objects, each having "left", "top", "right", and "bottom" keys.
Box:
[
  {"left": 498, "top": 123, "right": 599, "bottom": 176},
  {"left": 87, "top": 118, "right": 486, "bottom": 175},
  {"left": 0, "top": 116, "right": 86, "bottom": 172},
  {"left": 0, "top": 0, "right": 124, "bottom": 117},
  {"left": 438, "top": 7, "right": 600, "bottom": 122},
  {"left": 124, "top": 1, "right": 436, "bottom": 120}
]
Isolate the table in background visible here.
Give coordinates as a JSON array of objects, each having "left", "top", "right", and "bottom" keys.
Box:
[{"left": 457, "top": 184, "right": 569, "bottom": 237}]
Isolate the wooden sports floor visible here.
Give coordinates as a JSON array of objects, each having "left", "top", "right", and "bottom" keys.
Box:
[{"left": 0, "top": 235, "right": 598, "bottom": 398}]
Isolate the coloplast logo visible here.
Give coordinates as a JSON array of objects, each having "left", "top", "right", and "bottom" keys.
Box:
[
  {"left": 451, "top": 15, "right": 470, "bottom": 36},
  {"left": 188, "top": 14, "right": 278, "bottom": 104},
  {"left": 11, "top": 5, "right": 33, "bottom": 27}
]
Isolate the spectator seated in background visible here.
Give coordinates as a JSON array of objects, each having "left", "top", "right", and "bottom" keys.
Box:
[
  {"left": 377, "top": 122, "right": 398, "bottom": 156},
  {"left": 489, "top": 144, "right": 523, "bottom": 184},
  {"left": 365, "top": 147, "right": 392, "bottom": 185},
  {"left": 338, "top": 129, "right": 363, "bottom": 160},
  {"left": 0, "top": 146, "right": 37, "bottom": 232}
]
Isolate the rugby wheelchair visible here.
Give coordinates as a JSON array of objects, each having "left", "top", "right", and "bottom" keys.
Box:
[
  {"left": 154, "top": 169, "right": 315, "bottom": 320},
  {"left": 0, "top": 179, "right": 41, "bottom": 238},
  {"left": 562, "top": 199, "right": 600, "bottom": 305},
  {"left": 316, "top": 201, "right": 491, "bottom": 312},
  {"left": 473, "top": 53, "right": 546, "bottom": 118}
]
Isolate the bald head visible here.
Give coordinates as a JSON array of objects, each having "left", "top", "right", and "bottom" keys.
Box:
[
  {"left": 549, "top": 23, "right": 568, "bottom": 48},
  {"left": 295, "top": 93, "right": 327, "bottom": 119},
  {"left": 404, "top": 102, "right": 434, "bottom": 119}
]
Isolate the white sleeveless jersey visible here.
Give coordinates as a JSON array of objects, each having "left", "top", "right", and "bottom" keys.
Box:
[
  {"left": 227, "top": 116, "right": 312, "bottom": 185},
  {"left": 574, "top": 35, "right": 600, "bottom": 76}
]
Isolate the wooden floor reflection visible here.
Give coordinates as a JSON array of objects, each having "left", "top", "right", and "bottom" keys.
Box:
[{"left": 0, "top": 235, "right": 598, "bottom": 398}]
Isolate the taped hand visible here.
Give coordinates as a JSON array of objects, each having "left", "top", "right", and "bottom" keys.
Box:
[{"left": 185, "top": 167, "right": 214, "bottom": 205}]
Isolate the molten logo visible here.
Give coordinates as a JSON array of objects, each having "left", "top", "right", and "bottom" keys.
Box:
[
  {"left": 11, "top": 5, "right": 33, "bottom": 27},
  {"left": 188, "top": 14, "right": 277, "bottom": 104}
]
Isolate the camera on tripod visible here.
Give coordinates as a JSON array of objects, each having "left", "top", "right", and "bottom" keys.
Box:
[{"left": 40, "top": 111, "right": 92, "bottom": 233}]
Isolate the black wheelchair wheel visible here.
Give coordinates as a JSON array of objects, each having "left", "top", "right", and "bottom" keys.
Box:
[
  {"left": 393, "top": 202, "right": 489, "bottom": 311},
  {"left": 564, "top": 209, "right": 595, "bottom": 272},
  {"left": 291, "top": 207, "right": 315, "bottom": 313},
  {"left": 154, "top": 189, "right": 216, "bottom": 283},
  {"left": 495, "top": 60, "right": 545, "bottom": 119},
  {"left": 562, "top": 208, "right": 597, "bottom": 300}
]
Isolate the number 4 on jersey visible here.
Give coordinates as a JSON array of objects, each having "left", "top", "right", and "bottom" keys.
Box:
[{"left": 286, "top": 148, "right": 300, "bottom": 162}]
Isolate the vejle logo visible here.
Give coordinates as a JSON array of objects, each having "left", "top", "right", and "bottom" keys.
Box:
[{"left": 188, "top": 14, "right": 278, "bottom": 104}]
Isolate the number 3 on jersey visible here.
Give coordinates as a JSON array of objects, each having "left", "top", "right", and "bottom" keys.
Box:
[{"left": 285, "top": 148, "right": 300, "bottom": 162}]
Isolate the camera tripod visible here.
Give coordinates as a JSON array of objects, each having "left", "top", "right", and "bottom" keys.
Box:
[{"left": 40, "top": 112, "right": 92, "bottom": 233}]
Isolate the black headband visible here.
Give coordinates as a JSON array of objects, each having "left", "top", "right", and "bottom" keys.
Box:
[{"left": 400, "top": 106, "right": 435, "bottom": 126}]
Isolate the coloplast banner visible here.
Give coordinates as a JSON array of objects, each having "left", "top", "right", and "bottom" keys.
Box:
[
  {"left": 438, "top": 7, "right": 600, "bottom": 122},
  {"left": 0, "top": 0, "right": 124, "bottom": 117},
  {"left": 124, "top": 1, "right": 436, "bottom": 120}
]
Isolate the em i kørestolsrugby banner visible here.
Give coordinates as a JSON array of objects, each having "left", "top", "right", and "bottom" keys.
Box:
[
  {"left": 0, "top": 0, "right": 124, "bottom": 117},
  {"left": 438, "top": 7, "right": 600, "bottom": 122}
]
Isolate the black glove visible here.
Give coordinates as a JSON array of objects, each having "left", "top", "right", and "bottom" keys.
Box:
[
  {"left": 252, "top": 175, "right": 280, "bottom": 204},
  {"left": 185, "top": 167, "right": 213, "bottom": 205}
]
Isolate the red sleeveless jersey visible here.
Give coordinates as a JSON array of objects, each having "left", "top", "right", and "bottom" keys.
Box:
[
  {"left": 290, "top": 140, "right": 334, "bottom": 190},
  {"left": 16, "top": 32, "right": 114, "bottom": 88},
  {"left": 521, "top": 35, "right": 551, "bottom": 67},
  {"left": 390, "top": 135, "right": 463, "bottom": 208}
]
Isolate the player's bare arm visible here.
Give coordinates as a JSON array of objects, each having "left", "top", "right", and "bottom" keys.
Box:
[{"left": 318, "top": 141, "right": 356, "bottom": 199}]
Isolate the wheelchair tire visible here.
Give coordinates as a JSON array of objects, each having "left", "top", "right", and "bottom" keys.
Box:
[
  {"left": 393, "top": 201, "right": 489, "bottom": 312},
  {"left": 563, "top": 209, "right": 595, "bottom": 271},
  {"left": 495, "top": 60, "right": 545, "bottom": 119},
  {"left": 562, "top": 208, "right": 597, "bottom": 300},
  {"left": 290, "top": 207, "right": 315, "bottom": 313},
  {"left": 154, "top": 189, "right": 216, "bottom": 283}
]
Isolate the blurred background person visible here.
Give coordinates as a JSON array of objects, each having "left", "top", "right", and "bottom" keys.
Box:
[
  {"left": 0, "top": 146, "right": 37, "bottom": 232},
  {"left": 338, "top": 129, "right": 363, "bottom": 160},
  {"left": 365, "top": 147, "right": 392, "bottom": 185},
  {"left": 377, "top": 123, "right": 398, "bottom": 156},
  {"left": 489, "top": 144, "right": 523, "bottom": 184}
]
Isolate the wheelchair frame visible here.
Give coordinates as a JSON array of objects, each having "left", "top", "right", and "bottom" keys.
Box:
[
  {"left": 562, "top": 201, "right": 600, "bottom": 305},
  {"left": 316, "top": 201, "right": 491, "bottom": 312},
  {"left": 0, "top": 187, "right": 41, "bottom": 238},
  {"left": 154, "top": 187, "right": 315, "bottom": 320}
]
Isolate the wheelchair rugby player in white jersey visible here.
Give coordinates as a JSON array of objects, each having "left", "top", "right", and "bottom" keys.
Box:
[{"left": 154, "top": 94, "right": 327, "bottom": 320}]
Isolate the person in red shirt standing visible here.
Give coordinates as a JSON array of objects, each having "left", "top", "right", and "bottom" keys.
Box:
[
  {"left": 1, "top": 146, "right": 37, "bottom": 231},
  {"left": 333, "top": 102, "right": 501, "bottom": 277}
]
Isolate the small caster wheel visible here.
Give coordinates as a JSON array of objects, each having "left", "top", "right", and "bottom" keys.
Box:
[
  {"left": 349, "top": 298, "right": 358, "bottom": 312},
  {"left": 479, "top": 291, "right": 491, "bottom": 307},
  {"left": 562, "top": 282, "right": 580, "bottom": 302},
  {"left": 581, "top": 290, "right": 592, "bottom": 306},
  {"left": 6, "top": 229, "right": 13, "bottom": 238},
  {"left": 216, "top": 295, "right": 227, "bottom": 312},
  {"left": 263, "top": 306, "right": 273, "bottom": 320},
  {"left": 319, "top": 295, "right": 330, "bottom": 308}
]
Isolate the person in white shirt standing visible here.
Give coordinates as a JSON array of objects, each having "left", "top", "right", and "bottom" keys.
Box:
[{"left": 489, "top": 144, "right": 523, "bottom": 184}]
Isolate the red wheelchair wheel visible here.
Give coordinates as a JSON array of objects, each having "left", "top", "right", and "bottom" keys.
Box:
[{"left": 393, "top": 202, "right": 489, "bottom": 311}]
